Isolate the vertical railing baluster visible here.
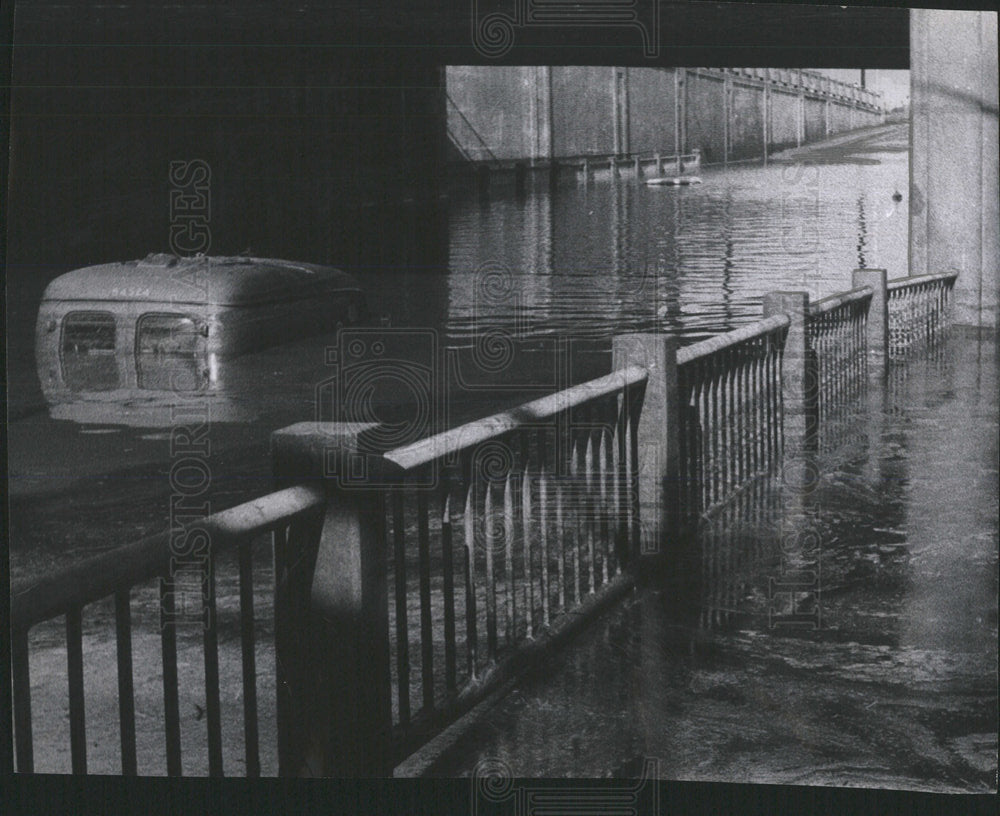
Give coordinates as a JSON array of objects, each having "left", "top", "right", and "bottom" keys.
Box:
[
  {"left": 600, "top": 408, "right": 613, "bottom": 583},
  {"left": 66, "top": 607, "right": 87, "bottom": 774},
  {"left": 700, "top": 362, "right": 712, "bottom": 512},
  {"left": 569, "top": 427, "right": 582, "bottom": 603},
  {"left": 159, "top": 579, "right": 182, "bottom": 776},
  {"left": 237, "top": 540, "right": 259, "bottom": 778},
  {"left": 585, "top": 411, "right": 596, "bottom": 594},
  {"left": 271, "top": 525, "right": 291, "bottom": 774},
  {"left": 720, "top": 356, "right": 731, "bottom": 497},
  {"left": 417, "top": 474, "right": 434, "bottom": 712},
  {"left": 484, "top": 472, "right": 498, "bottom": 661},
  {"left": 615, "top": 393, "right": 630, "bottom": 567},
  {"left": 754, "top": 337, "right": 763, "bottom": 472},
  {"left": 556, "top": 475, "right": 567, "bottom": 609},
  {"left": 392, "top": 487, "right": 411, "bottom": 726},
  {"left": 462, "top": 459, "right": 478, "bottom": 680},
  {"left": 114, "top": 589, "right": 137, "bottom": 776},
  {"left": 537, "top": 429, "right": 551, "bottom": 625},
  {"left": 441, "top": 479, "right": 457, "bottom": 693},
  {"left": 12, "top": 626, "right": 33, "bottom": 773},
  {"left": 204, "top": 548, "right": 223, "bottom": 777},
  {"left": 627, "top": 390, "right": 642, "bottom": 557},
  {"left": 769, "top": 332, "right": 780, "bottom": 465},
  {"left": 503, "top": 464, "right": 515, "bottom": 643},
  {"left": 737, "top": 345, "right": 747, "bottom": 488},
  {"left": 521, "top": 434, "right": 535, "bottom": 638}
]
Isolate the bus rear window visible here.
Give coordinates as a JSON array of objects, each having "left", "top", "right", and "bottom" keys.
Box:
[
  {"left": 136, "top": 313, "right": 205, "bottom": 391},
  {"left": 61, "top": 312, "right": 118, "bottom": 391}
]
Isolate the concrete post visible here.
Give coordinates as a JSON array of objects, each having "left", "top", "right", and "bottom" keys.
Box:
[
  {"left": 762, "top": 71, "right": 770, "bottom": 164},
  {"left": 909, "top": 9, "right": 998, "bottom": 330},
  {"left": 852, "top": 268, "right": 888, "bottom": 379},
  {"left": 271, "top": 421, "right": 392, "bottom": 777},
  {"left": 534, "top": 66, "right": 553, "bottom": 164},
  {"left": 723, "top": 73, "right": 731, "bottom": 165},
  {"left": 611, "top": 335, "right": 679, "bottom": 562},
  {"left": 796, "top": 90, "right": 804, "bottom": 147},
  {"left": 763, "top": 292, "right": 817, "bottom": 471}
]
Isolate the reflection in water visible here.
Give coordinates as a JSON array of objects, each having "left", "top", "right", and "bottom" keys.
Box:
[
  {"left": 857, "top": 194, "right": 868, "bottom": 268},
  {"left": 427, "top": 334, "right": 996, "bottom": 791},
  {"left": 446, "top": 138, "right": 908, "bottom": 365}
]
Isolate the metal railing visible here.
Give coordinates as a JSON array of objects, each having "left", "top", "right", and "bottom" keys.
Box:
[
  {"left": 11, "top": 267, "right": 960, "bottom": 777},
  {"left": 887, "top": 271, "right": 957, "bottom": 358},
  {"left": 676, "top": 315, "right": 790, "bottom": 517},
  {"left": 11, "top": 484, "right": 327, "bottom": 776},
  {"left": 378, "top": 365, "right": 647, "bottom": 761},
  {"left": 807, "top": 286, "right": 873, "bottom": 428}
]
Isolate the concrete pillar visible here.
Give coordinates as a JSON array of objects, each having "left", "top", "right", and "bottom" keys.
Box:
[
  {"left": 611, "top": 335, "right": 680, "bottom": 561},
  {"left": 763, "top": 295, "right": 820, "bottom": 629},
  {"left": 763, "top": 292, "right": 817, "bottom": 467},
  {"left": 910, "top": 9, "right": 999, "bottom": 330},
  {"left": 530, "top": 66, "right": 553, "bottom": 164},
  {"left": 762, "top": 71, "right": 770, "bottom": 164},
  {"left": 613, "top": 68, "right": 623, "bottom": 156},
  {"left": 676, "top": 68, "right": 686, "bottom": 159},
  {"left": 723, "top": 72, "right": 731, "bottom": 164},
  {"left": 271, "top": 421, "right": 392, "bottom": 777},
  {"left": 852, "top": 268, "right": 889, "bottom": 379},
  {"left": 796, "top": 90, "right": 804, "bottom": 147}
]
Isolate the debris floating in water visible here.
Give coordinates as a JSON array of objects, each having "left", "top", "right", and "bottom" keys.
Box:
[{"left": 645, "top": 176, "right": 703, "bottom": 187}]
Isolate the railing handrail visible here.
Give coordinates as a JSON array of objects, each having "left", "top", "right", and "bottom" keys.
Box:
[
  {"left": 808, "top": 284, "right": 873, "bottom": 316},
  {"left": 11, "top": 483, "right": 325, "bottom": 631},
  {"left": 383, "top": 365, "right": 648, "bottom": 473},
  {"left": 676, "top": 314, "right": 790, "bottom": 367},
  {"left": 887, "top": 270, "right": 959, "bottom": 292}
]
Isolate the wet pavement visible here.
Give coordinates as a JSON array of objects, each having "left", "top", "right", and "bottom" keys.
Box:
[{"left": 419, "top": 333, "right": 998, "bottom": 792}]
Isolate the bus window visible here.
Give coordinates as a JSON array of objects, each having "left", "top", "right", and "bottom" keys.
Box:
[
  {"left": 136, "top": 313, "right": 206, "bottom": 391},
  {"left": 61, "top": 311, "right": 118, "bottom": 391}
]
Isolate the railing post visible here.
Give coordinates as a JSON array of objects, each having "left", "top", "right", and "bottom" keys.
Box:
[
  {"left": 611, "top": 335, "right": 679, "bottom": 563},
  {"left": 852, "top": 268, "right": 888, "bottom": 379},
  {"left": 271, "top": 421, "right": 392, "bottom": 777},
  {"left": 763, "top": 292, "right": 817, "bottom": 477}
]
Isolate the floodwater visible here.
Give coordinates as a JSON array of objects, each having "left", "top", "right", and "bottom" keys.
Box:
[
  {"left": 8, "top": 124, "right": 911, "bottom": 577},
  {"left": 420, "top": 334, "right": 999, "bottom": 791},
  {"left": 8, "top": 124, "right": 996, "bottom": 788}
]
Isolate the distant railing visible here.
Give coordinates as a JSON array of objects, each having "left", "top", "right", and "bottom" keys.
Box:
[
  {"left": 676, "top": 315, "right": 790, "bottom": 517},
  {"left": 807, "top": 286, "right": 872, "bottom": 428},
  {"left": 887, "top": 271, "right": 957, "bottom": 358}
]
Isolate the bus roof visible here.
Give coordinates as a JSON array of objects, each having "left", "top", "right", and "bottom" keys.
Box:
[{"left": 41, "top": 254, "right": 362, "bottom": 307}]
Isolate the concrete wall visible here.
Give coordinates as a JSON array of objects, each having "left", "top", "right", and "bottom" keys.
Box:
[
  {"left": 910, "top": 10, "right": 999, "bottom": 329},
  {"left": 627, "top": 68, "right": 678, "bottom": 155},
  {"left": 445, "top": 66, "right": 536, "bottom": 161},
  {"left": 552, "top": 66, "right": 616, "bottom": 156},
  {"left": 446, "top": 67, "right": 883, "bottom": 167},
  {"left": 804, "top": 98, "right": 827, "bottom": 142},
  {"left": 685, "top": 72, "right": 726, "bottom": 163},
  {"left": 770, "top": 90, "right": 800, "bottom": 153},
  {"left": 730, "top": 82, "right": 764, "bottom": 161}
]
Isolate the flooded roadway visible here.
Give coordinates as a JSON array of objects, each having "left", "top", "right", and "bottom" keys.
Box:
[
  {"left": 9, "top": 123, "right": 910, "bottom": 580},
  {"left": 8, "top": 124, "right": 996, "bottom": 788},
  {"left": 418, "top": 334, "right": 998, "bottom": 791}
]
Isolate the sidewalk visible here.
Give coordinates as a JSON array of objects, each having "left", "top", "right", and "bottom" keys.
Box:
[{"left": 419, "top": 333, "right": 998, "bottom": 792}]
